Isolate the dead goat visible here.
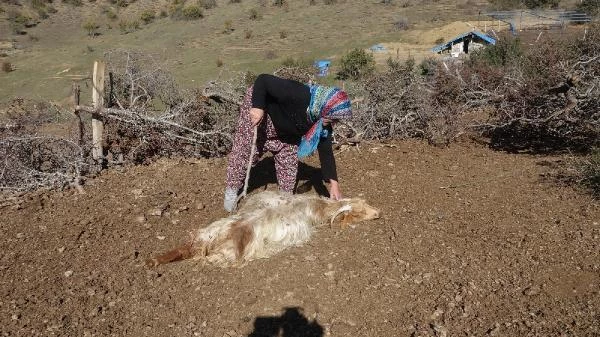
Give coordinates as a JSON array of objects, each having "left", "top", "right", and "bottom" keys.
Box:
[{"left": 146, "top": 190, "right": 381, "bottom": 268}]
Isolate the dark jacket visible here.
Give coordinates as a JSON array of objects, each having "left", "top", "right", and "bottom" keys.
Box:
[{"left": 251, "top": 74, "right": 337, "bottom": 182}]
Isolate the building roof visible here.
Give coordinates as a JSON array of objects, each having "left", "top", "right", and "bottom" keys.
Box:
[{"left": 431, "top": 31, "right": 496, "bottom": 53}]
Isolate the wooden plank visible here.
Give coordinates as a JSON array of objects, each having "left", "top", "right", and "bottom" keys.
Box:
[{"left": 92, "top": 61, "right": 105, "bottom": 163}]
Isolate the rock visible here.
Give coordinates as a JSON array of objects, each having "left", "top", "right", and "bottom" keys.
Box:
[
  {"left": 433, "top": 323, "right": 448, "bottom": 337},
  {"left": 131, "top": 189, "right": 144, "bottom": 198},
  {"left": 64, "top": 270, "right": 73, "bottom": 277},
  {"left": 488, "top": 323, "right": 500, "bottom": 336},
  {"left": 58, "top": 247, "right": 65, "bottom": 253},
  {"left": 157, "top": 235, "right": 166, "bottom": 240},
  {"left": 135, "top": 215, "right": 147, "bottom": 223},
  {"left": 430, "top": 308, "right": 444, "bottom": 320},
  {"left": 304, "top": 255, "right": 316, "bottom": 261},
  {"left": 523, "top": 286, "right": 541, "bottom": 296},
  {"left": 195, "top": 203, "right": 205, "bottom": 210},
  {"left": 148, "top": 208, "right": 164, "bottom": 217}
]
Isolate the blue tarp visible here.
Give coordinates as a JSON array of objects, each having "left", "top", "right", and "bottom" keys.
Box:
[
  {"left": 314, "top": 60, "right": 331, "bottom": 77},
  {"left": 369, "top": 44, "right": 387, "bottom": 52},
  {"left": 431, "top": 31, "right": 496, "bottom": 53}
]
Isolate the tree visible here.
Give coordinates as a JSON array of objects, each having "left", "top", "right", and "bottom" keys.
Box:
[{"left": 336, "top": 48, "right": 375, "bottom": 80}]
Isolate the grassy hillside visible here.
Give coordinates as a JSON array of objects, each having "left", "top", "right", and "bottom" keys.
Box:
[
  {"left": 0, "top": 0, "right": 498, "bottom": 105},
  {"left": 11, "top": 0, "right": 592, "bottom": 106}
]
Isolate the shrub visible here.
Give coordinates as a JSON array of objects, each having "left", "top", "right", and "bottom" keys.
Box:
[
  {"left": 393, "top": 17, "right": 410, "bottom": 30},
  {"left": 140, "top": 9, "right": 155, "bottom": 24},
  {"left": 324, "top": 0, "right": 337, "bottom": 4},
  {"left": 309, "top": 0, "right": 316, "bottom": 5},
  {"left": 36, "top": 8, "right": 49, "bottom": 19},
  {"left": 199, "top": 0, "right": 217, "bottom": 9},
  {"left": 216, "top": 58, "right": 224, "bottom": 67},
  {"left": 489, "top": 0, "right": 520, "bottom": 10},
  {"left": 281, "top": 57, "right": 312, "bottom": 68},
  {"left": 279, "top": 30, "right": 287, "bottom": 39},
  {"left": 62, "top": 0, "right": 83, "bottom": 6},
  {"left": 244, "top": 29, "right": 252, "bottom": 39},
  {"left": 182, "top": 5, "right": 203, "bottom": 19},
  {"left": 469, "top": 37, "right": 523, "bottom": 67},
  {"left": 579, "top": 149, "right": 600, "bottom": 197},
  {"left": 336, "top": 48, "right": 375, "bottom": 80},
  {"left": 230, "top": 0, "right": 242, "bottom": 3},
  {"left": 106, "top": 9, "right": 118, "bottom": 20},
  {"left": 223, "top": 20, "right": 233, "bottom": 33},
  {"left": 168, "top": 0, "right": 185, "bottom": 18},
  {"left": 83, "top": 19, "right": 99, "bottom": 36},
  {"left": 118, "top": 19, "right": 139, "bottom": 33},
  {"left": 31, "top": 0, "right": 47, "bottom": 10},
  {"left": 273, "top": 0, "right": 285, "bottom": 6},
  {"left": 8, "top": 10, "right": 32, "bottom": 34},
  {"left": 418, "top": 57, "right": 438, "bottom": 77},
  {"left": 578, "top": 0, "right": 600, "bottom": 17},
  {"left": 2, "top": 61, "right": 14, "bottom": 73},
  {"left": 523, "top": 0, "right": 559, "bottom": 9},
  {"left": 249, "top": 8, "right": 261, "bottom": 20}
]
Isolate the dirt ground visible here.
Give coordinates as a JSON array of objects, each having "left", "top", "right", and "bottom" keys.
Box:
[{"left": 0, "top": 140, "right": 599, "bottom": 337}]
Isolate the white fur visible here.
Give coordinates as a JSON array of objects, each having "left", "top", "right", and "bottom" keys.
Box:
[{"left": 150, "top": 190, "right": 380, "bottom": 268}]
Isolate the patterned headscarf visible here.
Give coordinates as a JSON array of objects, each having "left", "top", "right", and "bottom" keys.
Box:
[{"left": 297, "top": 84, "right": 352, "bottom": 158}]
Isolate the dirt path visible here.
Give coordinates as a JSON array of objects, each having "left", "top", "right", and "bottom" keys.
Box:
[{"left": 1, "top": 140, "right": 598, "bottom": 337}]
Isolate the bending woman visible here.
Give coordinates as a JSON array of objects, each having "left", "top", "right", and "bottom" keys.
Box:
[{"left": 224, "top": 74, "right": 352, "bottom": 212}]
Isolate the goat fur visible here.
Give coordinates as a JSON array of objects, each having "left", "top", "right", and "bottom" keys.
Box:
[{"left": 147, "top": 190, "right": 381, "bottom": 268}]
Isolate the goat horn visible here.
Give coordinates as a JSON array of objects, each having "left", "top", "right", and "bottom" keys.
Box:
[{"left": 330, "top": 204, "right": 352, "bottom": 228}]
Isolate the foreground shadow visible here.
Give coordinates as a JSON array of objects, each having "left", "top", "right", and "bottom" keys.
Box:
[
  {"left": 248, "top": 157, "right": 329, "bottom": 197},
  {"left": 247, "top": 307, "right": 324, "bottom": 337}
]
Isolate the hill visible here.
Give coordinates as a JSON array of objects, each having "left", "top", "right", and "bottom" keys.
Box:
[{"left": 1, "top": 0, "right": 493, "bottom": 104}]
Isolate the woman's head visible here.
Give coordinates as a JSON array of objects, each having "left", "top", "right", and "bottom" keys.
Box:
[{"left": 307, "top": 85, "right": 352, "bottom": 123}]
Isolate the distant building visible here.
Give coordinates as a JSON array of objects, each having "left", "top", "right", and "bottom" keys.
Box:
[
  {"left": 314, "top": 60, "right": 331, "bottom": 77},
  {"left": 431, "top": 31, "right": 496, "bottom": 58}
]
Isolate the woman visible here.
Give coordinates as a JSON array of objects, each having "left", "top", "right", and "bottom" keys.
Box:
[{"left": 224, "top": 73, "right": 351, "bottom": 212}]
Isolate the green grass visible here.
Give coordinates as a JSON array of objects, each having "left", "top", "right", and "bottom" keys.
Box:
[{"left": 0, "top": 0, "right": 490, "bottom": 104}]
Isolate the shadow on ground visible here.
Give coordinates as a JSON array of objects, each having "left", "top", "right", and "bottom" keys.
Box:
[
  {"left": 247, "top": 157, "right": 329, "bottom": 197},
  {"left": 247, "top": 307, "right": 324, "bottom": 337}
]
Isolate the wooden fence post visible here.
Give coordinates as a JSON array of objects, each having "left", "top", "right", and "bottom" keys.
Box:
[
  {"left": 92, "top": 61, "right": 105, "bottom": 164},
  {"left": 72, "top": 83, "right": 83, "bottom": 146}
]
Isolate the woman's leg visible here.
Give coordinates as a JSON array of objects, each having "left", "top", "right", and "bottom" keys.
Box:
[
  {"left": 267, "top": 140, "right": 299, "bottom": 194},
  {"left": 274, "top": 144, "right": 299, "bottom": 193}
]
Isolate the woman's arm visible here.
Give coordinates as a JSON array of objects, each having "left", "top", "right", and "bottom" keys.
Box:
[{"left": 318, "top": 130, "right": 342, "bottom": 200}]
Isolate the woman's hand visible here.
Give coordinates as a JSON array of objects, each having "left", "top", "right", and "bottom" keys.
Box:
[
  {"left": 329, "top": 179, "right": 342, "bottom": 200},
  {"left": 249, "top": 108, "right": 265, "bottom": 126}
]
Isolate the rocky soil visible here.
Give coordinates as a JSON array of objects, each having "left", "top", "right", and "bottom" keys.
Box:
[{"left": 0, "top": 140, "right": 598, "bottom": 337}]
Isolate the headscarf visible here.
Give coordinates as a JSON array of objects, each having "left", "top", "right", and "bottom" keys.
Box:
[{"left": 297, "top": 84, "right": 352, "bottom": 158}]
